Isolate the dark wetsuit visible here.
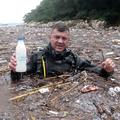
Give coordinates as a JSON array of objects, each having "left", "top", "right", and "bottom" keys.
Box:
[{"left": 11, "top": 44, "right": 111, "bottom": 80}]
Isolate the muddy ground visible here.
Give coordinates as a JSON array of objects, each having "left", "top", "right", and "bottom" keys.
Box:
[{"left": 0, "top": 22, "right": 120, "bottom": 120}]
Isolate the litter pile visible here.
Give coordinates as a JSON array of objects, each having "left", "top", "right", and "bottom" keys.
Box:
[{"left": 0, "top": 22, "right": 120, "bottom": 120}]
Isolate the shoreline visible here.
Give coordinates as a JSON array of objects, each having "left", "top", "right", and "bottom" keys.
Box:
[{"left": 0, "top": 22, "right": 24, "bottom": 27}]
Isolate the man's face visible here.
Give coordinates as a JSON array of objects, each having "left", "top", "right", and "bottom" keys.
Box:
[{"left": 50, "top": 29, "right": 70, "bottom": 52}]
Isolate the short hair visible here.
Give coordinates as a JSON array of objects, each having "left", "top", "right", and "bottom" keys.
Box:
[{"left": 52, "top": 22, "right": 69, "bottom": 32}]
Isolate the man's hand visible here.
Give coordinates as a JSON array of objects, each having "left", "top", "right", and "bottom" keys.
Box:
[
  {"left": 8, "top": 53, "right": 16, "bottom": 72},
  {"left": 101, "top": 58, "right": 115, "bottom": 73}
]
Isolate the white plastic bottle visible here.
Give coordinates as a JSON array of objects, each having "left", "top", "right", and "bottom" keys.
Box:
[{"left": 16, "top": 35, "right": 27, "bottom": 72}]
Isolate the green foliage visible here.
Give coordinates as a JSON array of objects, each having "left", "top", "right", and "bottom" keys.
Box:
[{"left": 24, "top": 0, "right": 120, "bottom": 25}]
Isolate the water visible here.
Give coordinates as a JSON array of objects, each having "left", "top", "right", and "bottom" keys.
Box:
[{"left": 0, "top": 22, "right": 24, "bottom": 27}]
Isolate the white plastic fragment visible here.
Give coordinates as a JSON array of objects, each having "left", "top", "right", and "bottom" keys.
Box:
[
  {"left": 110, "top": 78, "right": 116, "bottom": 81},
  {"left": 108, "top": 86, "right": 120, "bottom": 96},
  {"left": 113, "top": 57, "right": 120, "bottom": 60},
  {"left": 112, "top": 39, "right": 120, "bottom": 45},
  {"left": 48, "top": 110, "right": 69, "bottom": 117},
  {"left": 76, "top": 99, "right": 80, "bottom": 103},
  {"left": 114, "top": 86, "right": 120, "bottom": 93},
  {"left": 39, "top": 88, "right": 49, "bottom": 93},
  {"left": 49, "top": 111, "right": 59, "bottom": 115},
  {"left": 108, "top": 88, "right": 117, "bottom": 96},
  {"left": 105, "top": 52, "right": 114, "bottom": 56}
]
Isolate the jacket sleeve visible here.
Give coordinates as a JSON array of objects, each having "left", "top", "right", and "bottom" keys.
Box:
[
  {"left": 75, "top": 54, "right": 112, "bottom": 78},
  {"left": 10, "top": 53, "right": 38, "bottom": 81}
]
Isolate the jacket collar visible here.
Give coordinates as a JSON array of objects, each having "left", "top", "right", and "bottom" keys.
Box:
[{"left": 45, "top": 43, "right": 68, "bottom": 60}]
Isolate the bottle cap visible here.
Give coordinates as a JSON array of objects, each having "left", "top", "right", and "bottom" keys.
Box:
[{"left": 17, "top": 35, "right": 25, "bottom": 40}]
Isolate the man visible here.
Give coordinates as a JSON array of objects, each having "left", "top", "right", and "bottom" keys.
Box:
[{"left": 9, "top": 22, "right": 115, "bottom": 80}]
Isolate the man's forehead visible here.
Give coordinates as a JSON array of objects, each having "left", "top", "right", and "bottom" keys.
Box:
[
  {"left": 52, "top": 23, "right": 69, "bottom": 32},
  {"left": 51, "top": 28, "right": 70, "bottom": 34}
]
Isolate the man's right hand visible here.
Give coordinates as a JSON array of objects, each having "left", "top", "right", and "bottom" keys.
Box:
[{"left": 8, "top": 53, "right": 16, "bottom": 72}]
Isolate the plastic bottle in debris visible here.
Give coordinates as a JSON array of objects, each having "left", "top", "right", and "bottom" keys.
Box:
[{"left": 16, "top": 35, "right": 27, "bottom": 72}]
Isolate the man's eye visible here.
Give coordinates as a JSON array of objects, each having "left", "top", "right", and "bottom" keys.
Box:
[
  {"left": 62, "top": 37, "right": 67, "bottom": 41},
  {"left": 55, "top": 36, "right": 60, "bottom": 39}
]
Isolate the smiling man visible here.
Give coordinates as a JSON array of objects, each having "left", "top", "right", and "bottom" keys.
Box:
[
  {"left": 50, "top": 24, "right": 70, "bottom": 52},
  {"left": 9, "top": 22, "right": 115, "bottom": 80}
]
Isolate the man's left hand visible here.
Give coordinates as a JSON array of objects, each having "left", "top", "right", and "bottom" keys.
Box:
[{"left": 101, "top": 58, "right": 115, "bottom": 73}]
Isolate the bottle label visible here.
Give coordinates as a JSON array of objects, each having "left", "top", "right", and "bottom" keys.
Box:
[{"left": 17, "top": 56, "right": 26, "bottom": 63}]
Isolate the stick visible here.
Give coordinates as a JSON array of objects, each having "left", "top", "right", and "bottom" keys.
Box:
[
  {"left": 9, "top": 81, "right": 71, "bottom": 101},
  {"left": 50, "top": 83, "right": 79, "bottom": 103}
]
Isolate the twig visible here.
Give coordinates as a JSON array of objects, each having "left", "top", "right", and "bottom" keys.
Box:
[
  {"left": 33, "top": 74, "right": 71, "bottom": 87},
  {"left": 9, "top": 81, "right": 71, "bottom": 101},
  {"left": 43, "top": 74, "right": 70, "bottom": 81},
  {"left": 29, "top": 112, "right": 36, "bottom": 120},
  {"left": 50, "top": 83, "right": 79, "bottom": 104},
  {"left": 93, "top": 100, "right": 104, "bottom": 115}
]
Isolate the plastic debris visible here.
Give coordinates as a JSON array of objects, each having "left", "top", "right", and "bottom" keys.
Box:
[
  {"left": 108, "top": 88, "right": 117, "bottom": 96},
  {"left": 105, "top": 52, "right": 114, "bottom": 56},
  {"left": 48, "top": 111, "right": 69, "bottom": 117},
  {"left": 114, "top": 86, "right": 120, "bottom": 92},
  {"left": 113, "top": 57, "right": 120, "bottom": 60},
  {"left": 39, "top": 88, "right": 49, "bottom": 93},
  {"left": 111, "top": 45, "right": 120, "bottom": 49},
  {"left": 112, "top": 39, "right": 120, "bottom": 45},
  {"left": 110, "top": 78, "right": 116, "bottom": 81},
  {"left": 76, "top": 99, "right": 80, "bottom": 103},
  {"left": 48, "top": 111, "right": 59, "bottom": 115},
  {"left": 81, "top": 85, "right": 99, "bottom": 93},
  {"left": 108, "top": 86, "right": 120, "bottom": 96}
]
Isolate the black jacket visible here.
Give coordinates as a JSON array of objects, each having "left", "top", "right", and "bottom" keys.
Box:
[{"left": 11, "top": 44, "right": 111, "bottom": 80}]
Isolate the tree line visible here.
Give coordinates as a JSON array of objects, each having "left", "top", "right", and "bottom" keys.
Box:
[{"left": 24, "top": 0, "right": 120, "bottom": 25}]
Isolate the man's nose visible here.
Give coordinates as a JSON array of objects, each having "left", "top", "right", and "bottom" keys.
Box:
[{"left": 58, "top": 37, "right": 63, "bottom": 43}]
